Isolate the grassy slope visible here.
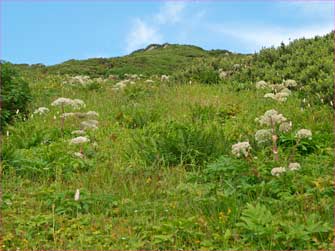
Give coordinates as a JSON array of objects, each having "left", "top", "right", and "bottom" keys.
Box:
[{"left": 1, "top": 36, "right": 334, "bottom": 250}]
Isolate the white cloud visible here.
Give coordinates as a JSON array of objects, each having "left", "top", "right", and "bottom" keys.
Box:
[
  {"left": 277, "top": 1, "right": 334, "bottom": 19},
  {"left": 125, "top": 19, "right": 163, "bottom": 53},
  {"left": 154, "top": 2, "right": 186, "bottom": 24},
  {"left": 213, "top": 23, "right": 333, "bottom": 50}
]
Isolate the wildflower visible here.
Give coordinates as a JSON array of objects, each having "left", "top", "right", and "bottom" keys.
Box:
[
  {"left": 81, "top": 120, "right": 99, "bottom": 130},
  {"left": 51, "top": 97, "right": 74, "bottom": 106},
  {"left": 53, "top": 115, "right": 57, "bottom": 120},
  {"left": 295, "top": 129, "right": 312, "bottom": 139},
  {"left": 60, "top": 112, "right": 76, "bottom": 118},
  {"left": 72, "top": 99, "right": 86, "bottom": 109},
  {"left": 6, "top": 131, "right": 9, "bottom": 137},
  {"left": 74, "top": 189, "right": 80, "bottom": 201},
  {"left": 73, "top": 152, "right": 84, "bottom": 158},
  {"left": 70, "top": 136, "right": 90, "bottom": 145},
  {"left": 283, "top": 79, "right": 297, "bottom": 88},
  {"left": 16, "top": 109, "right": 20, "bottom": 114},
  {"left": 161, "top": 75, "right": 169, "bottom": 81},
  {"left": 256, "top": 80, "right": 268, "bottom": 89},
  {"left": 274, "top": 92, "right": 290, "bottom": 102},
  {"left": 280, "top": 88, "right": 291, "bottom": 95},
  {"left": 86, "top": 111, "right": 99, "bottom": 117},
  {"left": 279, "top": 121, "right": 292, "bottom": 132},
  {"left": 34, "top": 107, "right": 50, "bottom": 115},
  {"left": 145, "top": 79, "right": 154, "bottom": 83},
  {"left": 71, "top": 130, "right": 86, "bottom": 135},
  {"left": 288, "top": 162, "right": 301, "bottom": 171},
  {"left": 255, "top": 129, "right": 272, "bottom": 144},
  {"left": 264, "top": 93, "right": 275, "bottom": 99},
  {"left": 219, "top": 71, "right": 229, "bottom": 80},
  {"left": 270, "top": 84, "right": 285, "bottom": 92},
  {"left": 271, "top": 167, "right": 286, "bottom": 176},
  {"left": 232, "top": 141, "right": 251, "bottom": 157},
  {"left": 257, "top": 109, "right": 287, "bottom": 126}
]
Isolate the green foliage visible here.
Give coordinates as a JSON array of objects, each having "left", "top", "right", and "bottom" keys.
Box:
[
  {"left": 127, "top": 120, "right": 228, "bottom": 168},
  {"left": 0, "top": 63, "right": 32, "bottom": 130}
]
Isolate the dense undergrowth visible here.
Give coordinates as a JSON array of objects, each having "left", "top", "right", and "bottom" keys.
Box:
[{"left": 0, "top": 32, "right": 334, "bottom": 250}]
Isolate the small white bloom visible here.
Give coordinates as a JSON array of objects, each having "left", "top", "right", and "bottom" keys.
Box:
[
  {"left": 279, "top": 121, "right": 292, "bottom": 132},
  {"left": 16, "top": 109, "right": 20, "bottom": 114},
  {"left": 70, "top": 136, "right": 90, "bottom": 145},
  {"left": 232, "top": 141, "right": 251, "bottom": 157},
  {"left": 34, "top": 107, "right": 50, "bottom": 115},
  {"left": 255, "top": 129, "right": 272, "bottom": 144},
  {"left": 60, "top": 112, "right": 76, "bottom": 118},
  {"left": 161, "top": 75, "right": 169, "bottom": 82},
  {"left": 6, "top": 131, "right": 9, "bottom": 137},
  {"left": 51, "top": 97, "right": 74, "bottom": 106},
  {"left": 288, "top": 162, "right": 301, "bottom": 171},
  {"left": 257, "top": 109, "right": 287, "bottom": 126},
  {"left": 86, "top": 111, "right": 99, "bottom": 117},
  {"left": 283, "top": 79, "right": 297, "bottom": 88},
  {"left": 74, "top": 189, "right": 80, "bottom": 201},
  {"left": 73, "top": 152, "right": 85, "bottom": 158},
  {"left": 72, "top": 99, "right": 86, "bottom": 109},
  {"left": 264, "top": 93, "right": 275, "bottom": 99},
  {"left": 81, "top": 120, "right": 99, "bottom": 130},
  {"left": 271, "top": 167, "right": 286, "bottom": 176},
  {"left": 256, "top": 80, "right": 268, "bottom": 89},
  {"left": 295, "top": 129, "right": 312, "bottom": 140}
]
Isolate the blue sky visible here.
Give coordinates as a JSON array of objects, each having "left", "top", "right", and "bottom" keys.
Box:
[{"left": 1, "top": 0, "right": 333, "bottom": 65}]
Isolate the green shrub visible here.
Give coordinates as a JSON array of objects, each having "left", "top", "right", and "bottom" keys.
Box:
[{"left": 0, "top": 63, "right": 32, "bottom": 130}]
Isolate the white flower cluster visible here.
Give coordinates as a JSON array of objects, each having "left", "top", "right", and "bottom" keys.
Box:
[
  {"left": 256, "top": 109, "right": 287, "bottom": 126},
  {"left": 70, "top": 136, "right": 90, "bottom": 144},
  {"left": 71, "top": 130, "right": 86, "bottom": 135},
  {"left": 81, "top": 120, "right": 99, "bottom": 130},
  {"left": 264, "top": 89, "right": 290, "bottom": 102},
  {"left": 113, "top": 79, "right": 136, "bottom": 91},
  {"left": 232, "top": 141, "right": 251, "bottom": 157},
  {"left": 161, "top": 75, "right": 169, "bottom": 82},
  {"left": 255, "top": 129, "right": 272, "bottom": 144},
  {"left": 271, "top": 162, "right": 301, "bottom": 176},
  {"left": 124, "top": 73, "right": 140, "bottom": 80},
  {"left": 283, "top": 79, "right": 297, "bottom": 88},
  {"left": 271, "top": 167, "right": 286, "bottom": 176},
  {"left": 295, "top": 129, "right": 312, "bottom": 140},
  {"left": 279, "top": 121, "right": 292, "bottom": 132},
  {"left": 33, "top": 107, "right": 50, "bottom": 115},
  {"left": 51, "top": 97, "right": 86, "bottom": 109},
  {"left": 256, "top": 80, "right": 268, "bottom": 89},
  {"left": 219, "top": 69, "right": 229, "bottom": 80},
  {"left": 66, "top": 75, "right": 106, "bottom": 86}
]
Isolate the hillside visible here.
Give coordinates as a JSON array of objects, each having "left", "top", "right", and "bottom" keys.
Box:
[
  {"left": 12, "top": 43, "right": 238, "bottom": 77},
  {"left": 1, "top": 32, "right": 334, "bottom": 250}
]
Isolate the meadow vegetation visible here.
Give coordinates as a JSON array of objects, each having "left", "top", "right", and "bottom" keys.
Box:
[{"left": 0, "top": 32, "right": 334, "bottom": 250}]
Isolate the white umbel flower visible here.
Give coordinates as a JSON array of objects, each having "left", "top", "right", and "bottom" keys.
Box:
[
  {"left": 70, "top": 136, "right": 90, "bottom": 145},
  {"left": 256, "top": 80, "right": 268, "bottom": 89},
  {"left": 257, "top": 109, "right": 287, "bottom": 126},
  {"left": 161, "top": 75, "right": 169, "bottom": 81},
  {"left": 271, "top": 167, "right": 286, "bottom": 176},
  {"left": 288, "top": 162, "right": 301, "bottom": 171},
  {"left": 86, "top": 111, "right": 99, "bottom": 117},
  {"left": 295, "top": 129, "right": 312, "bottom": 139},
  {"left": 279, "top": 121, "right": 292, "bottom": 132},
  {"left": 232, "top": 141, "right": 251, "bottom": 157},
  {"left": 60, "top": 112, "right": 76, "bottom": 118},
  {"left": 73, "top": 152, "right": 85, "bottom": 158},
  {"left": 264, "top": 93, "right": 275, "bottom": 99},
  {"left": 51, "top": 97, "right": 74, "bottom": 106},
  {"left": 34, "top": 107, "right": 50, "bottom": 115},
  {"left": 283, "top": 79, "right": 297, "bottom": 88},
  {"left": 255, "top": 129, "right": 272, "bottom": 144},
  {"left": 72, "top": 99, "right": 86, "bottom": 109},
  {"left": 81, "top": 120, "right": 99, "bottom": 130}
]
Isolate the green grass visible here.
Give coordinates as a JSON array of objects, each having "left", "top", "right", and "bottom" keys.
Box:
[{"left": 1, "top": 73, "right": 333, "bottom": 250}]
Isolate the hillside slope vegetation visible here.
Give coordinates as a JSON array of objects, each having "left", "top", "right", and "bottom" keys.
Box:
[{"left": 1, "top": 32, "right": 334, "bottom": 250}]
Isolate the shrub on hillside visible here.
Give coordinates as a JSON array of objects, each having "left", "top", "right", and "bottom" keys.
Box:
[{"left": 0, "top": 63, "right": 31, "bottom": 130}]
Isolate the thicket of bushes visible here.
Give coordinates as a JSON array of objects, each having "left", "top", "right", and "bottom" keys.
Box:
[{"left": 0, "top": 63, "right": 31, "bottom": 131}]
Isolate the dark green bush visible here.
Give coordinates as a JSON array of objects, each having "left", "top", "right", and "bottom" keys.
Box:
[{"left": 0, "top": 63, "right": 31, "bottom": 130}]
